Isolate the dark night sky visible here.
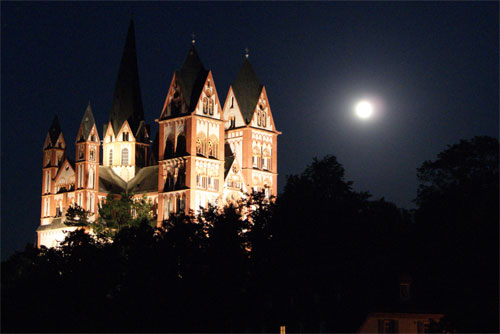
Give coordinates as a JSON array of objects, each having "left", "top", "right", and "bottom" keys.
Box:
[{"left": 1, "top": 2, "right": 498, "bottom": 259}]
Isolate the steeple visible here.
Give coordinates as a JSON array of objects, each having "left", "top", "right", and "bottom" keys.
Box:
[
  {"left": 47, "top": 115, "right": 62, "bottom": 147},
  {"left": 177, "top": 45, "right": 208, "bottom": 111},
  {"left": 78, "top": 102, "right": 96, "bottom": 141},
  {"left": 232, "top": 57, "right": 263, "bottom": 124},
  {"left": 108, "top": 18, "right": 145, "bottom": 137}
]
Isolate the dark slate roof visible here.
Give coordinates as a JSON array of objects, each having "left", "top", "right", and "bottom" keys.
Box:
[
  {"left": 232, "top": 58, "right": 263, "bottom": 124},
  {"left": 79, "top": 102, "right": 96, "bottom": 140},
  {"left": 224, "top": 143, "right": 235, "bottom": 178},
  {"left": 126, "top": 165, "right": 159, "bottom": 194},
  {"left": 176, "top": 45, "right": 208, "bottom": 112},
  {"left": 36, "top": 217, "right": 69, "bottom": 232},
  {"left": 98, "top": 166, "right": 127, "bottom": 193},
  {"left": 48, "top": 115, "right": 62, "bottom": 146},
  {"left": 98, "top": 166, "right": 158, "bottom": 194},
  {"left": 108, "top": 19, "right": 145, "bottom": 137}
]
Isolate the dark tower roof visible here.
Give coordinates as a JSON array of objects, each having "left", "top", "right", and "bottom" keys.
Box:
[
  {"left": 108, "top": 18, "right": 145, "bottom": 136},
  {"left": 232, "top": 58, "right": 263, "bottom": 124},
  {"left": 176, "top": 45, "right": 208, "bottom": 111},
  {"left": 79, "top": 102, "right": 96, "bottom": 140},
  {"left": 48, "top": 115, "right": 62, "bottom": 146}
]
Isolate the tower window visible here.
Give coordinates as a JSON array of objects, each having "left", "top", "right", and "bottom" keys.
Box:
[
  {"left": 231, "top": 97, "right": 234, "bottom": 108},
  {"left": 202, "top": 97, "right": 209, "bottom": 114},
  {"left": 122, "top": 148, "right": 129, "bottom": 165},
  {"left": 208, "top": 99, "right": 214, "bottom": 115},
  {"left": 109, "top": 149, "right": 113, "bottom": 165},
  {"left": 122, "top": 132, "right": 129, "bottom": 141}
]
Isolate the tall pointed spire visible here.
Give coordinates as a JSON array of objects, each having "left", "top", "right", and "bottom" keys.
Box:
[
  {"left": 48, "top": 115, "right": 62, "bottom": 146},
  {"left": 177, "top": 45, "right": 208, "bottom": 110},
  {"left": 79, "top": 102, "right": 96, "bottom": 140},
  {"left": 232, "top": 57, "right": 262, "bottom": 124},
  {"left": 109, "top": 18, "right": 144, "bottom": 136}
]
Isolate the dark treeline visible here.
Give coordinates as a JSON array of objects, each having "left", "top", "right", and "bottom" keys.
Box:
[{"left": 2, "top": 136, "right": 498, "bottom": 333}]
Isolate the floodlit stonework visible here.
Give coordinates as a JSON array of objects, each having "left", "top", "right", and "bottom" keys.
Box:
[{"left": 38, "top": 19, "right": 280, "bottom": 248}]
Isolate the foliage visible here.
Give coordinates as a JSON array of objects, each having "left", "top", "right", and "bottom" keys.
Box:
[
  {"left": 64, "top": 203, "right": 93, "bottom": 227},
  {"left": 3, "top": 141, "right": 498, "bottom": 332},
  {"left": 414, "top": 136, "right": 499, "bottom": 333},
  {"left": 94, "top": 193, "right": 154, "bottom": 239}
]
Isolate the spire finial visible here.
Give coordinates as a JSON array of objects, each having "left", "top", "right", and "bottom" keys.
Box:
[
  {"left": 244, "top": 47, "right": 249, "bottom": 59},
  {"left": 191, "top": 33, "right": 196, "bottom": 45}
]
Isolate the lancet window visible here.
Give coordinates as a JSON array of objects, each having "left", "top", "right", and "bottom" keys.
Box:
[{"left": 122, "top": 148, "right": 129, "bottom": 165}]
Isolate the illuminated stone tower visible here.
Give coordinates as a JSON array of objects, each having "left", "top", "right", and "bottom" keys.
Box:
[
  {"left": 223, "top": 56, "right": 280, "bottom": 200},
  {"left": 102, "top": 19, "right": 150, "bottom": 182},
  {"left": 157, "top": 44, "right": 225, "bottom": 221},
  {"left": 75, "top": 103, "right": 100, "bottom": 217},
  {"left": 41, "top": 116, "right": 66, "bottom": 225}
]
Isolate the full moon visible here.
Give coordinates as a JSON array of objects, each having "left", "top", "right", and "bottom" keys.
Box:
[{"left": 355, "top": 101, "right": 373, "bottom": 119}]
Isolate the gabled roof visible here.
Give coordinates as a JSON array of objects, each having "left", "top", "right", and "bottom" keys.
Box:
[
  {"left": 47, "top": 115, "right": 62, "bottom": 146},
  {"left": 79, "top": 102, "right": 96, "bottom": 140},
  {"left": 98, "top": 166, "right": 127, "bottom": 193},
  {"left": 126, "top": 165, "right": 159, "bottom": 194},
  {"left": 232, "top": 58, "right": 263, "bottom": 124},
  {"left": 108, "top": 18, "right": 145, "bottom": 137},
  {"left": 98, "top": 166, "right": 159, "bottom": 195},
  {"left": 224, "top": 143, "right": 235, "bottom": 178},
  {"left": 176, "top": 45, "right": 208, "bottom": 112}
]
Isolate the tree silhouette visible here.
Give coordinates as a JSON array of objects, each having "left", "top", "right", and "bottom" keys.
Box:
[{"left": 414, "top": 136, "right": 499, "bottom": 333}]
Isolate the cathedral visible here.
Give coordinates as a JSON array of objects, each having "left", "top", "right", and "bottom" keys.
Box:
[{"left": 38, "top": 20, "right": 280, "bottom": 248}]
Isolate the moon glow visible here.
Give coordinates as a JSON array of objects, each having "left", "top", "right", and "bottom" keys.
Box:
[{"left": 355, "top": 101, "right": 373, "bottom": 119}]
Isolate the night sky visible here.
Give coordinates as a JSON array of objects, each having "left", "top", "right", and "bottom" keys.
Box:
[{"left": 1, "top": 2, "right": 498, "bottom": 260}]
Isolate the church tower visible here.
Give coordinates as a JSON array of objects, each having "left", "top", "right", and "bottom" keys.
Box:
[
  {"left": 103, "top": 19, "right": 150, "bottom": 182},
  {"left": 75, "top": 103, "right": 100, "bottom": 217},
  {"left": 223, "top": 55, "right": 280, "bottom": 198},
  {"left": 156, "top": 44, "right": 225, "bottom": 221},
  {"left": 41, "top": 116, "right": 66, "bottom": 225}
]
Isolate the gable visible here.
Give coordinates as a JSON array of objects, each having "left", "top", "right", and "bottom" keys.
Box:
[
  {"left": 224, "top": 158, "right": 247, "bottom": 193},
  {"left": 249, "top": 87, "right": 276, "bottom": 132},
  {"left": 193, "top": 71, "right": 222, "bottom": 120},
  {"left": 54, "top": 159, "right": 75, "bottom": 189},
  {"left": 223, "top": 86, "right": 246, "bottom": 129}
]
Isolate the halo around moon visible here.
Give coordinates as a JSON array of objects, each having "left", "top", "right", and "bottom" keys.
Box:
[{"left": 355, "top": 101, "right": 373, "bottom": 119}]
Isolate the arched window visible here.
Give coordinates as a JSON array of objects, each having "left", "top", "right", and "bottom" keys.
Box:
[
  {"left": 78, "top": 167, "right": 84, "bottom": 188},
  {"left": 109, "top": 149, "right": 113, "bottom": 165},
  {"left": 203, "top": 97, "right": 208, "bottom": 114},
  {"left": 88, "top": 168, "right": 94, "bottom": 189},
  {"left": 45, "top": 171, "right": 50, "bottom": 193},
  {"left": 208, "top": 99, "right": 214, "bottom": 115},
  {"left": 262, "top": 149, "right": 271, "bottom": 171},
  {"left": 208, "top": 136, "right": 218, "bottom": 158},
  {"left": 252, "top": 146, "right": 260, "bottom": 168},
  {"left": 165, "top": 135, "right": 174, "bottom": 158},
  {"left": 207, "top": 141, "right": 214, "bottom": 157},
  {"left": 196, "top": 133, "right": 206, "bottom": 156},
  {"left": 122, "top": 148, "right": 129, "bottom": 165},
  {"left": 262, "top": 112, "right": 267, "bottom": 127},
  {"left": 176, "top": 133, "right": 186, "bottom": 156}
]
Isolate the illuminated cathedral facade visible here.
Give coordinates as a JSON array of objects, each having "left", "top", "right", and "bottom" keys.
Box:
[{"left": 38, "top": 20, "right": 280, "bottom": 248}]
